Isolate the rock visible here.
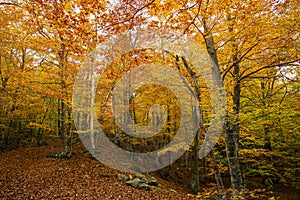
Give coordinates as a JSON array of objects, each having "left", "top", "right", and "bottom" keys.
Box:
[
  {"left": 125, "top": 175, "right": 159, "bottom": 191},
  {"left": 138, "top": 183, "right": 150, "bottom": 190},
  {"left": 150, "top": 185, "right": 157, "bottom": 190},
  {"left": 125, "top": 178, "right": 151, "bottom": 190},
  {"left": 135, "top": 173, "right": 146, "bottom": 179},
  {"left": 148, "top": 177, "right": 158, "bottom": 186},
  {"left": 134, "top": 173, "right": 148, "bottom": 183},
  {"left": 143, "top": 177, "right": 149, "bottom": 183},
  {"left": 98, "top": 173, "right": 110, "bottom": 178},
  {"left": 125, "top": 178, "right": 141, "bottom": 188},
  {"left": 117, "top": 174, "right": 129, "bottom": 181},
  {"left": 51, "top": 152, "right": 72, "bottom": 159}
]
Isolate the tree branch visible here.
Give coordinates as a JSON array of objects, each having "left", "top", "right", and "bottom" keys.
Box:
[
  {"left": 240, "top": 59, "right": 300, "bottom": 82},
  {"left": 222, "top": 42, "right": 260, "bottom": 80},
  {"left": 102, "top": 0, "right": 155, "bottom": 29},
  {"left": 0, "top": 2, "right": 20, "bottom": 6}
]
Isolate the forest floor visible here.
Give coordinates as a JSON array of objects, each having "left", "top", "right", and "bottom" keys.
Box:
[{"left": 0, "top": 142, "right": 299, "bottom": 200}]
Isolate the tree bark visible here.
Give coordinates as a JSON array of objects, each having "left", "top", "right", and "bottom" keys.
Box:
[
  {"left": 203, "top": 23, "right": 243, "bottom": 191},
  {"left": 209, "top": 149, "right": 224, "bottom": 190},
  {"left": 58, "top": 41, "right": 68, "bottom": 156},
  {"left": 182, "top": 56, "right": 225, "bottom": 192}
]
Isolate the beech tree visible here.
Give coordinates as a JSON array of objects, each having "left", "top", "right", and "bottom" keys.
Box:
[{"left": 146, "top": 0, "right": 299, "bottom": 192}]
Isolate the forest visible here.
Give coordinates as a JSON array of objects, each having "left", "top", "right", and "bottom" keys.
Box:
[{"left": 0, "top": 0, "right": 299, "bottom": 199}]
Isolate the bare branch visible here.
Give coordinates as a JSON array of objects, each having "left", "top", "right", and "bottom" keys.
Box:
[
  {"left": 222, "top": 42, "right": 260, "bottom": 80},
  {"left": 102, "top": 0, "right": 155, "bottom": 29},
  {"left": 0, "top": 2, "right": 20, "bottom": 6},
  {"left": 240, "top": 59, "right": 300, "bottom": 82}
]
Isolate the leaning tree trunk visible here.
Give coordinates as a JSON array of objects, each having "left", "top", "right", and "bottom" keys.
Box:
[
  {"left": 182, "top": 56, "right": 225, "bottom": 193},
  {"left": 203, "top": 22, "right": 243, "bottom": 191}
]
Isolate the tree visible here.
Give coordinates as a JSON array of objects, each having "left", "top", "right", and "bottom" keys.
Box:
[{"left": 146, "top": 0, "right": 299, "bottom": 192}]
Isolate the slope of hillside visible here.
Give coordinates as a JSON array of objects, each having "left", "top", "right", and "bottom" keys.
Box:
[{"left": 0, "top": 144, "right": 195, "bottom": 200}]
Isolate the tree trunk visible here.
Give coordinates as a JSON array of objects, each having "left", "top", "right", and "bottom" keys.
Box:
[
  {"left": 58, "top": 41, "right": 69, "bottom": 156},
  {"left": 203, "top": 25, "right": 243, "bottom": 191},
  {"left": 89, "top": 52, "right": 96, "bottom": 157},
  {"left": 182, "top": 56, "right": 225, "bottom": 193},
  {"left": 191, "top": 106, "right": 200, "bottom": 193},
  {"left": 225, "top": 117, "right": 243, "bottom": 191},
  {"left": 223, "top": 29, "right": 244, "bottom": 191},
  {"left": 209, "top": 149, "right": 224, "bottom": 190},
  {"left": 261, "top": 81, "right": 272, "bottom": 151}
]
